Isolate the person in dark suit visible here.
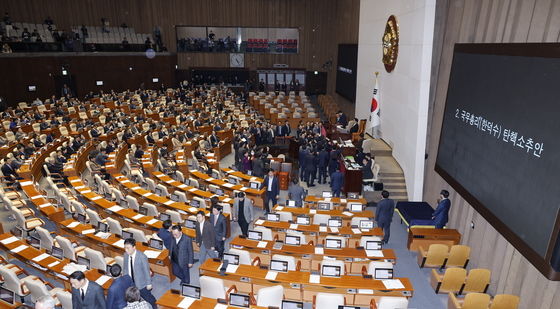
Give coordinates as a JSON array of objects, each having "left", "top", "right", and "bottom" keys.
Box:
[
  {"left": 233, "top": 192, "right": 254, "bottom": 236},
  {"left": 123, "top": 238, "right": 157, "bottom": 309},
  {"left": 210, "top": 206, "right": 227, "bottom": 258},
  {"left": 1, "top": 158, "right": 21, "bottom": 184},
  {"left": 169, "top": 224, "right": 194, "bottom": 284},
  {"left": 362, "top": 158, "right": 373, "bottom": 180},
  {"left": 336, "top": 111, "right": 348, "bottom": 128},
  {"left": 157, "top": 219, "right": 173, "bottom": 250},
  {"left": 349, "top": 118, "right": 360, "bottom": 133},
  {"left": 317, "top": 148, "right": 329, "bottom": 184},
  {"left": 260, "top": 169, "right": 279, "bottom": 214},
  {"left": 69, "top": 271, "right": 106, "bottom": 309},
  {"left": 330, "top": 167, "right": 344, "bottom": 197},
  {"left": 106, "top": 264, "right": 134, "bottom": 309},
  {"left": 298, "top": 145, "right": 308, "bottom": 179},
  {"left": 304, "top": 150, "right": 318, "bottom": 187},
  {"left": 375, "top": 190, "right": 395, "bottom": 244},
  {"left": 195, "top": 211, "right": 218, "bottom": 264},
  {"left": 209, "top": 132, "right": 220, "bottom": 148},
  {"left": 283, "top": 120, "right": 291, "bottom": 136},
  {"left": 433, "top": 190, "right": 451, "bottom": 229}
]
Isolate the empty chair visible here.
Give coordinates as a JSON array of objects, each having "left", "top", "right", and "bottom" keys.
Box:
[
  {"left": 111, "top": 188, "right": 126, "bottom": 205},
  {"left": 446, "top": 245, "right": 471, "bottom": 268},
  {"left": 189, "top": 178, "right": 199, "bottom": 188},
  {"left": 431, "top": 267, "right": 467, "bottom": 294},
  {"left": 145, "top": 178, "right": 156, "bottom": 191},
  {"left": 418, "top": 244, "right": 448, "bottom": 268},
  {"left": 200, "top": 276, "right": 236, "bottom": 300},
  {"left": 155, "top": 184, "right": 169, "bottom": 197},
  {"left": 142, "top": 203, "right": 159, "bottom": 217},
  {"left": 55, "top": 236, "right": 83, "bottom": 261},
  {"left": 489, "top": 294, "right": 520, "bottom": 309},
  {"left": 86, "top": 209, "right": 104, "bottom": 227},
  {"left": 124, "top": 227, "right": 148, "bottom": 243},
  {"left": 313, "top": 293, "right": 345, "bottom": 309},
  {"left": 192, "top": 196, "right": 206, "bottom": 209},
  {"left": 71, "top": 200, "right": 87, "bottom": 216},
  {"left": 462, "top": 269, "right": 491, "bottom": 294},
  {"left": 255, "top": 285, "right": 284, "bottom": 307},
  {"left": 313, "top": 214, "right": 331, "bottom": 225},
  {"left": 320, "top": 259, "right": 346, "bottom": 276},
  {"left": 254, "top": 226, "right": 273, "bottom": 241},
  {"left": 350, "top": 217, "right": 370, "bottom": 227},
  {"left": 448, "top": 292, "right": 491, "bottom": 309},
  {"left": 0, "top": 265, "right": 37, "bottom": 300},
  {"left": 286, "top": 230, "right": 307, "bottom": 245},
  {"left": 85, "top": 248, "right": 115, "bottom": 271},
  {"left": 126, "top": 195, "right": 139, "bottom": 211},
  {"left": 23, "top": 278, "right": 64, "bottom": 304},
  {"left": 175, "top": 171, "right": 185, "bottom": 182},
  {"left": 365, "top": 261, "right": 393, "bottom": 277},
  {"left": 165, "top": 209, "right": 182, "bottom": 224},
  {"left": 358, "top": 236, "right": 383, "bottom": 248},
  {"left": 56, "top": 290, "right": 73, "bottom": 309},
  {"left": 106, "top": 217, "right": 123, "bottom": 235},
  {"left": 35, "top": 226, "right": 55, "bottom": 250},
  {"left": 171, "top": 191, "right": 187, "bottom": 203},
  {"left": 373, "top": 296, "right": 409, "bottom": 309},
  {"left": 277, "top": 211, "right": 293, "bottom": 222},
  {"left": 227, "top": 248, "right": 254, "bottom": 265},
  {"left": 271, "top": 254, "right": 297, "bottom": 271},
  {"left": 11, "top": 206, "right": 44, "bottom": 233}
]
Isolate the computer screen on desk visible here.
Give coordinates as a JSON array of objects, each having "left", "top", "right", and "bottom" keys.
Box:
[
  {"left": 375, "top": 268, "right": 393, "bottom": 279},
  {"left": 149, "top": 238, "right": 163, "bottom": 250},
  {"left": 212, "top": 171, "right": 220, "bottom": 179},
  {"left": 349, "top": 203, "right": 363, "bottom": 212},
  {"left": 77, "top": 256, "right": 90, "bottom": 270},
  {"left": 223, "top": 253, "right": 240, "bottom": 265},
  {"left": 28, "top": 235, "right": 41, "bottom": 249},
  {"left": 0, "top": 286, "right": 14, "bottom": 305},
  {"left": 51, "top": 246, "right": 64, "bottom": 260},
  {"left": 270, "top": 259, "right": 289, "bottom": 272},
  {"left": 360, "top": 220, "right": 374, "bottom": 229},
  {"left": 296, "top": 216, "right": 310, "bottom": 225},
  {"left": 122, "top": 230, "right": 134, "bottom": 240},
  {"left": 77, "top": 213, "right": 87, "bottom": 224},
  {"left": 267, "top": 213, "right": 280, "bottom": 222},
  {"left": 282, "top": 300, "right": 304, "bottom": 309},
  {"left": 190, "top": 199, "right": 200, "bottom": 207},
  {"left": 322, "top": 191, "right": 332, "bottom": 198},
  {"left": 13, "top": 227, "right": 23, "bottom": 238},
  {"left": 184, "top": 219, "right": 196, "bottom": 229},
  {"left": 325, "top": 238, "right": 342, "bottom": 249},
  {"left": 365, "top": 240, "right": 382, "bottom": 250},
  {"left": 318, "top": 202, "right": 330, "bottom": 210},
  {"left": 347, "top": 192, "right": 359, "bottom": 199},
  {"left": 158, "top": 213, "right": 171, "bottom": 221},
  {"left": 228, "top": 178, "right": 238, "bottom": 185},
  {"left": 229, "top": 293, "right": 250, "bottom": 308},
  {"left": 138, "top": 206, "right": 148, "bottom": 215},
  {"left": 97, "top": 222, "right": 109, "bottom": 233},
  {"left": 181, "top": 284, "right": 200, "bottom": 299},
  {"left": 285, "top": 235, "right": 301, "bottom": 246},
  {"left": 322, "top": 265, "right": 341, "bottom": 277},
  {"left": 328, "top": 218, "right": 342, "bottom": 228},
  {"left": 216, "top": 188, "right": 224, "bottom": 196},
  {"left": 247, "top": 230, "right": 263, "bottom": 241}
]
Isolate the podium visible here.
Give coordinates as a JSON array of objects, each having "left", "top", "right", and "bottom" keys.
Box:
[{"left": 279, "top": 171, "right": 289, "bottom": 190}]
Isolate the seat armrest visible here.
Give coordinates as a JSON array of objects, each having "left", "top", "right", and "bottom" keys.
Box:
[
  {"left": 251, "top": 256, "right": 261, "bottom": 267},
  {"left": 225, "top": 285, "right": 238, "bottom": 302}
]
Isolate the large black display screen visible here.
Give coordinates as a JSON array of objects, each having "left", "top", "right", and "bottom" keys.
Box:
[
  {"left": 335, "top": 44, "right": 358, "bottom": 102},
  {"left": 436, "top": 44, "right": 560, "bottom": 264}
]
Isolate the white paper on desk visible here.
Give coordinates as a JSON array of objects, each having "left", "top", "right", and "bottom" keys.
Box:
[
  {"left": 70, "top": 178, "right": 81, "bottom": 183},
  {"left": 382, "top": 279, "right": 405, "bottom": 289},
  {"left": 39, "top": 203, "right": 52, "bottom": 208},
  {"left": 309, "top": 209, "right": 317, "bottom": 214},
  {"left": 309, "top": 274, "right": 321, "bottom": 284},
  {"left": 257, "top": 241, "right": 267, "bottom": 248},
  {"left": 113, "top": 239, "right": 125, "bottom": 248},
  {"left": 66, "top": 222, "right": 80, "bottom": 228},
  {"left": 289, "top": 224, "right": 299, "bottom": 229},
  {"left": 95, "top": 275, "right": 111, "bottom": 286},
  {"left": 20, "top": 181, "right": 33, "bottom": 186},
  {"left": 108, "top": 205, "right": 124, "bottom": 212},
  {"left": 330, "top": 227, "right": 339, "bottom": 233},
  {"left": 223, "top": 183, "right": 234, "bottom": 188},
  {"left": 1, "top": 236, "right": 18, "bottom": 245},
  {"left": 188, "top": 207, "right": 198, "bottom": 213},
  {"left": 164, "top": 200, "right": 174, "bottom": 206},
  {"left": 365, "top": 250, "right": 384, "bottom": 258},
  {"left": 214, "top": 304, "right": 228, "bottom": 309},
  {"left": 240, "top": 187, "right": 247, "bottom": 191},
  {"left": 176, "top": 297, "right": 196, "bottom": 309},
  {"left": 188, "top": 188, "right": 197, "bottom": 192},
  {"left": 31, "top": 195, "right": 44, "bottom": 200},
  {"left": 132, "top": 214, "right": 144, "bottom": 220},
  {"left": 146, "top": 219, "right": 158, "bottom": 225},
  {"left": 178, "top": 184, "right": 188, "bottom": 189},
  {"left": 95, "top": 232, "right": 111, "bottom": 239},
  {"left": 254, "top": 219, "right": 265, "bottom": 225},
  {"left": 358, "top": 289, "right": 374, "bottom": 294},
  {"left": 226, "top": 264, "right": 239, "bottom": 273},
  {"left": 74, "top": 185, "right": 85, "bottom": 190},
  {"left": 314, "top": 247, "right": 324, "bottom": 255},
  {"left": 223, "top": 198, "right": 231, "bottom": 203},
  {"left": 207, "top": 177, "right": 215, "bottom": 181},
  {"left": 265, "top": 271, "right": 278, "bottom": 280},
  {"left": 11, "top": 245, "right": 28, "bottom": 253},
  {"left": 341, "top": 199, "right": 347, "bottom": 203},
  {"left": 142, "top": 192, "right": 152, "bottom": 197},
  {"left": 342, "top": 211, "right": 354, "bottom": 217},
  {"left": 165, "top": 179, "right": 174, "bottom": 184},
  {"left": 91, "top": 196, "right": 102, "bottom": 201},
  {"left": 82, "top": 229, "right": 95, "bottom": 235},
  {"left": 276, "top": 206, "right": 284, "bottom": 211},
  {"left": 352, "top": 228, "right": 362, "bottom": 234},
  {"left": 143, "top": 250, "right": 161, "bottom": 259},
  {"left": 80, "top": 190, "right": 92, "bottom": 194},
  {"left": 48, "top": 261, "right": 60, "bottom": 268},
  {"left": 32, "top": 253, "right": 49, "bottom": 262},
  {"left": 131, "top": 186, "right": 141, "bottom": 190},
  {"left": 225, "top": 170, "right": 234, "bottom": 174},
  {"left": 319, "top": 226, "right": 327, "bottom": 232}
]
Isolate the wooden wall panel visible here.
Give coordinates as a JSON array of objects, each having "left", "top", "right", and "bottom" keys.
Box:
[
  {"left": 0, "top": 0, "right": 360, "bottom": 103},
  {"left": 425, "top": 0, "right": 560, "bottom": 308}
]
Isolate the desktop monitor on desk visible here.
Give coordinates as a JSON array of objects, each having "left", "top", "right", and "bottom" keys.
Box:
[
  {"left": 216, "top": 188, "right": 224, "bottom": 196},
  {"left": 0, "top": 286, "right": 14, "bottom": 305},
  {"left": 97, "top": 222, "right": 109, "bottom": 233},
  {"left": 328, "top": 218, "right": 342, "bottom": 228},
  {"left": 28, "top": 235, "right": 41, "bottom": 249},
  {"left": 77, "top": 256, "right": 91, "bottom": 270},
  {"left": 229, "top": 293, "right": 250, "bottom": 308},
  {"left": 282, "top": 300, "right": 304, "bottom": 309},
  {"left": 184, "top": 219, "right": 197, "bottom": 229},
  {"left": 374, "top": 268, "right": 394, "bottom": 279},
  {"left": 267, "top": 213, "right": 280, "bottom": 222},
  {"left": 51, "top": 246, "right": 64, "bottom": 260},
  {"left": 228, "top": 178, "right": 238, "bottom": 185},
  {"left": 211, "top": 171, "right": 220, "bottom": 179},
  {"left": 360, "top": 220, "right": 374, "bottom": 229},
  {"left": 270, "top": 259, "right": 289, "bottom": 272},
  {"left": 287, "top": 200, "right": 296, "bottom": 207},
  {"left": 296, "top": 216, "right": 310, "bottom": 225},
  {"left": 325, "top": 238, "right": 342, "bottom": 249},
  {"left": 318, "top": 202, "right": 331, "bottom": 210},
  {"left": 223, "top": 253, "right": 240, "bottom": 265},
  {"left": 122, "top": 230, "right": 134, "bottom": 240},
  {"left": 149, "top": 238, "right": 164, "bottom": 250},
  {"left": 13, "top": 226, "right": 23, "bottom": 238},
  {"left": 322, "top": 264, "right": 341, "bottom": 277},
  {"left": 158, "top": 213, "right": 171, "bottom": 222},
  {"left": 285, "top": 235, "right": 301, "bottom": 246},
  {"left": 247, "top": 230, "right": 263, "bottom": 241},
  {"left": 190, "top": 199, "right": 200, "bottom": 207},
  {"left": 181, "top": 284, "right": 201, "bottom": 299},
  {"left": 76, "top": 213, "right": 87, "bottom": 224},
  {"left": 138, "top": 206, "right": 148, "bottom": 215},
  {"left": 365, "top": 240, "right": 382, "bottom": 250}
]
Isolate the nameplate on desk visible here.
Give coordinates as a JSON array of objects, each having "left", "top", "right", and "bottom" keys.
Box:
[
  {"left": 66, "top": 222, "right": 80, "bottom": 228},
  {"left": 382, "top": 279, "right": 405, "bottom": 289},
  {"left": 351, "top": 228, "right": 362, "bottom": 234},
  {"left": 255, "top": 219, "right": 265, "bottom": 225},
  {"left": 39, "top": 203, "right": 52, "bottom": 208},
  {"left": 365, "top": 250, "right": 384, "bottom": 258},
  {"left": 31, "top": 195, "right": 45, "bottom": 200},
  {"left": 142, "top": 192, "right": 153, "bottom": 197},
  {"left": 188, "top": 188, "right": 197, "bottom": 192},
  {"left": 276, "top": 206, "right": 284, "bottom": 211},
  {"left": 146, "top": 218, "right": 158, "bottom": 225},
  {"left": 176, "top": 296, "right": 196, "bottom": 308},
  {"left": 11, "top": 245, "right": 29, "bottom": 253},
  {"left": 223, "top": 183, "right": 234, "bottom": 188},
  {"left": 81, "top": 229, "right": 95, "bottom": 235},
  {"left": 341, "top": 199, "right": 347, "bottom": 203},
  {"left": 314, "top": 248, "right": 324, "bottom": 255},
  {"left": 48, "top": 261, "right": 60, "bottom": 268},
  {"left": 20, "top": 181, "right": 33, "bottom": 186},
  {"left": 121, "top": 179, "right": 130, "bottom": 184},
  {"left": 207, "top": 177, "right": 215, "bottom": 181},
  {"left": 164, "top": 201, "right": 174, "bottom": 206},
  {"left": 319, "top": 226, "right": 327, "bottom": 232},
  {"left": 257, "top": 241, "right": 267, "bottom": 248},
  {"left": 330, "top": 227, "right": 339, "bottom": 233},
  {"left": 91, "top": 196, "right": 102, "bottom": 201},
  {"left": 80, "top": 190, "right": 92, "bottom": 194},
  {"left": 358, "top": 289, "right": 374, "bottom": 294},
  {"left": 131, "top": 186, "right": 141, "bottom": 190},
  {"left": 342, "top": 211, "right": 354, "bottom": 217},
  {"left": 265, "top": 271, "right": 278, "bottom": 280},
  {"left": 289, "top": 224, "right": 298, "bottom": 229},
  {"left": 1, "top": 236, "right": 18, "bottom": 245},
  {"left": 165, "top": 179, "right": 174, "bottom": 184}
]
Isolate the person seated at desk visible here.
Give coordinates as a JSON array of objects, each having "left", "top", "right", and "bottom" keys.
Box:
[
  {"left": 336, "top": 110, "right": 348, "bottom": 128},
  {"left": 95, "top": 149, "right": 109, "bottom": 166},
  {"left": 134, "top": 145, "right": 145, "bottom": 159},
  {"left": 349, "top": 118, "right": 359, "bottom": 133},
  {"left": 209, "top": 131, "right": 220, "bottom": 148},
  {"left": 1, "top": 157, "right": 22, "bottom": 185}
]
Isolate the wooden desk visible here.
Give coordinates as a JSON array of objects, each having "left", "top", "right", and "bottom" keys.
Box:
[
  {"left": 19, "top": 180, "right": 65, "bottom": 223},
  {"left": 304, "top": 196, "right": 368, "bottom": 207},
  {"left": 407, "top": 228, "right": 462, "bottom": 251},
  {"left": 271, "top": 205, "right": 374, "bottom": 225},
  {"left": 190, "top": 170, "right": 265, "bottom": 208},
  {"left": 339, "top": 160, "right": 363, "bottom": 194},
  {"left": 229, "top": 237, "right": 396, "bottom": 274},
  {"left": 199, "top": 259, "right": 413, "bottom": 305},
  {"left": 157, "top": 291, "right": 267, "bottom": 309}
]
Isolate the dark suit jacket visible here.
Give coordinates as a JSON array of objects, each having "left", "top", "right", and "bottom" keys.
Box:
[
  {"left": 375, "top": 198, "right": 395, "bottom": 225},
  {"left": 433, "top": 198, "right": 451, "bottom": 227},
  {"left": 196, "top": 219, "right": 216, "bottom": 249},
  {"left": 157, "top": 228, "right": 173, "bottom": 250},
  {"left": 106, "top": 275, "right": 134, "bottom": 309},
  {"left": 169, "top": 235, "right": 194, "bottom": 267},
  {"left": 261, "top": 175, "right": 280, "bottom": 197},
  {"left": 337, "top": 114, "right": 348, "bottom": 127},
  {"left": 210, "top": 213, "right": 227, "bottom": 242},
  {"left": 362, "top": 160, "right": 373, "bottom": 179},
  {"left": 1, "top": 163, "right": 18, "bottom": 178},
  {"left": 71, "top": 280, "right": 106, "bottom": 309},
  {"left": 330, "top": 171, "right": 344, "bottom": 191}
]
